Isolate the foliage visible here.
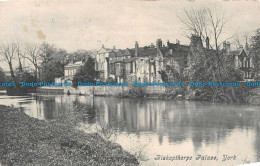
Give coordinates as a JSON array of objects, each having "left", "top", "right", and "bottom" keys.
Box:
[
  {"left": 68, "top": 49, "right": 91, "bottom": 63},
  {"left": 158, "top": 70, "right": 168, "bottom": 82},
  {"left": 39, "top": 43, "right": 67, "bottom": 82},
  {"left": 106, "top": 76, "right": 115, "bottom": 83},
  {"left": 0, "top": 67, "right": 5, "bottom": 82},
  {"left": 251, "top": 28, "right": 260, "bottom": 80},
  {"left": 251, "top": 28, "right": 260, "bottom": 51},
  {"left": 16, "top": 70, "right": 37, "bottom": 90},
  {"left": 72, "top": 57, "right": 99, "bottom": 87}
]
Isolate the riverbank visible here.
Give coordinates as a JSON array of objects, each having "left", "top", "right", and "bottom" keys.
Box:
[
  {"left": 0, "top": 105, "right": 139, "bottom": 165},
  {"left": 36, "top": 85, "right": 260, "bottom": 105}
]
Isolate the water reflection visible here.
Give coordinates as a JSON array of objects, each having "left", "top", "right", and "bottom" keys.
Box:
[{"left": 0, "top": 94, "right": 260, "bottom": 165}]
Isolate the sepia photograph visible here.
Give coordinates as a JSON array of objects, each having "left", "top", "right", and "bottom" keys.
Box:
[{"left": 0, "top": 0, "right": 260, "bottom": 165}]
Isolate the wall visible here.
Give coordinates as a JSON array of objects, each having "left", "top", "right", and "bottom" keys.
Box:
[
  {"left": 64, "top": 86, "right": 131, "bottom": 96},
  {"left": 38, "top": 85, "right": 184, "bottom": 97}
]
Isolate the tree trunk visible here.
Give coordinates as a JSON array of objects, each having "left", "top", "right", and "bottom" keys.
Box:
[{"left": 8, "top": 62, "right": 15, "bottom": 81}]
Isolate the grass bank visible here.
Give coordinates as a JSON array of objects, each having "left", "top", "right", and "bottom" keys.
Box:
[{"left": 0, "top": 105, "right": 139, "bottom": 166}]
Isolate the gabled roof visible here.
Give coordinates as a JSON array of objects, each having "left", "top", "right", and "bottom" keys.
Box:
[
  {"left": 236, "top": 49, "right": 256, "bottom": 60},
  {"left": 109, "top": 48, "right": 135, "bottom": 58},
  {"left": 116, "top": 50, "right": 124, "bottom": 57},
  {"left": 98, "top": 47, "right": 118, "bottom": 54},
  {"left": 123, "top": 48, "right": 132, "bottom": 56},
  {"left": 167, "top": 43, "right": 190, "bottom": 52},
  {"left": 109, "top": 51, "right": 117, "bottom": 58},
  {"left": 138, "top": 47, "right": 159, "bottom": 57}
]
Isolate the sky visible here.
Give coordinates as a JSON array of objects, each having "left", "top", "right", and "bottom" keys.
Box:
[{"left": 0, "top": 0, "right": 260, "bottom": 70}]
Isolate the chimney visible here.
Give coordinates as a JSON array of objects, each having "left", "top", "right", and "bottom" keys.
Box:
[
  {"left": 135, "top": 41, "right": 139, "bottom": 57},
  {"left": 156, "top": 39, "right": 162, "bottom": 49},
  {"left": 176, "top": 39, "right": 180, "bottom": 45},
  {"left": 226, "top": 42, "right": 231, "bottom": 52},
  {"left": 223, "top": 41, "right": 227, "bottom": 50},
  {"left": 206, "top": 37, "right": 209, "bottom": 49},
  {"left": 113, "top": 46, "right": 116, "bottom": 50},
  {"left": 190, "top": 34, "right": 203, "bottom": 49},
  {"left": 102, "top": 44, "right": 105, "bottom": 48},
  {"left": 167, "top": 40, "right": 170, "bottom": 48}
]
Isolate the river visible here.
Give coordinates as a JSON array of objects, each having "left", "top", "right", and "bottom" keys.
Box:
[{"left": 0, "top": 93, "right": 260, "bottom": 166}]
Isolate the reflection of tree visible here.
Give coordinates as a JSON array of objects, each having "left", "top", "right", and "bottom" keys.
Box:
[
  {"left": 32, "top": 95, "right": 260, "bottom": 155},
  {"left": 165, "top": 102, "right": 257, "bottom": 150},
  {"left": 41, "top": 96, "right": 56, "bottom": 120},
  {"left": 92, "top": 98, "right": 259, "bottom": 152},
  {"left": 254, "top": 113, "right": 260, "bottom": 161},
  {"left": 72, "top": 97, "right": 96, "bottom": 124}
]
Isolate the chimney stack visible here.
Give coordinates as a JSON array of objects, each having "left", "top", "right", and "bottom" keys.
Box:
[
  {"left": 206, "top": 37, "right": 209, "bottom": 49},
  {"left": 226, "top": 42, "right": 231, "bottom": 52},
  {"left": 190, "top": 34, "right": 203, "bottom": 49},
  {"left": 156, "top": 39, "right": 162, "bottom": 49},
  {"left": 167, "top": 40, "right": 170, "bottom": 48},
  {"left": 135, "top": 41, "right": 139, "bottom": 57},
  {"left": 113, "top": 46, "right": 116, "bottom": 50},
  {"left": 223, "top": 41, "right": 227, "bottom": 50}
]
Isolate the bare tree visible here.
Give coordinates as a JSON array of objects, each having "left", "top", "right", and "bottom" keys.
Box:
[
  {"left": 233, "top": 35, "right": 243, "bottom": 50},
  {"left": 178, "top": 7, "right": 208, "bottom": 41},
  {"left": 0, "top": 43, "right": 18, "bottom": 81},
  {"left": 206, "top": 6, "right": 228, "bottom": 52},
  {"left": 178, "top": 4, "right": 232, "bottom": 51},
  {"left": 23, "top": 44, "right": 41, "bottom": 79},
  {"left": 16, "top": 43, "right": 24, "bottom": 73},
  {"left": 178, "top": 5, "right": 241, "bottom": 102}
]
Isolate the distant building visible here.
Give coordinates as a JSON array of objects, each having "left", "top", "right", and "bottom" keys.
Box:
[
  {"left": 108, "top": 48, "right": 136, "bottom": 83},
  {"left": 95, "top": 45, "right": 117, "bottom": 82},
  {"left": 64, "top": 61, "right": 84, "bottom": 79},
  {"left": 233, "top": 43, "right": 255, "bottom": 80},
  {"left": 93, "top": 35, "right": 258, "bottom": 84},
  {"left": 96, "top": 39, "right": 194, "bottom": 84},
  {"left": 54, "top": 60, "right": 84, "bottom": 84},
  {"left": 134, "top": 42, "right": 164, "bottom": 83}
]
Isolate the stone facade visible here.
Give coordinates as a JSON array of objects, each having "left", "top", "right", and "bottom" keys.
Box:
[
  {"left": 95, "top": 45, "right": 117, "bottom": 82},
  {"left": 94, "top": 36, "right": 259, "bottom": 84},
  {"left": 64, "top": 61, "right": 84, "bottom": 79},
  {"left": 95, "top": 39, "right": 192, "bottom": 84}
]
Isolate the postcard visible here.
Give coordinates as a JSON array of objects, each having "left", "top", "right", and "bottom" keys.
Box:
[{"left": 0, "top": 0, "right": 260, "bottom": 165}]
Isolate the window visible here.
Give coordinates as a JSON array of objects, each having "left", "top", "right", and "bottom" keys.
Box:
[
  {"left": 110, "top": 64, "right": 115, "bottom": 74},
  {"left": 126, "top": 63, "right": 131, "bottom": 74},
  {"left": 131, "top": 62, "right": 133, "bottom": 73},
  {"left": 115, "top": 63, "right": 121, "bottom": 76}
]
